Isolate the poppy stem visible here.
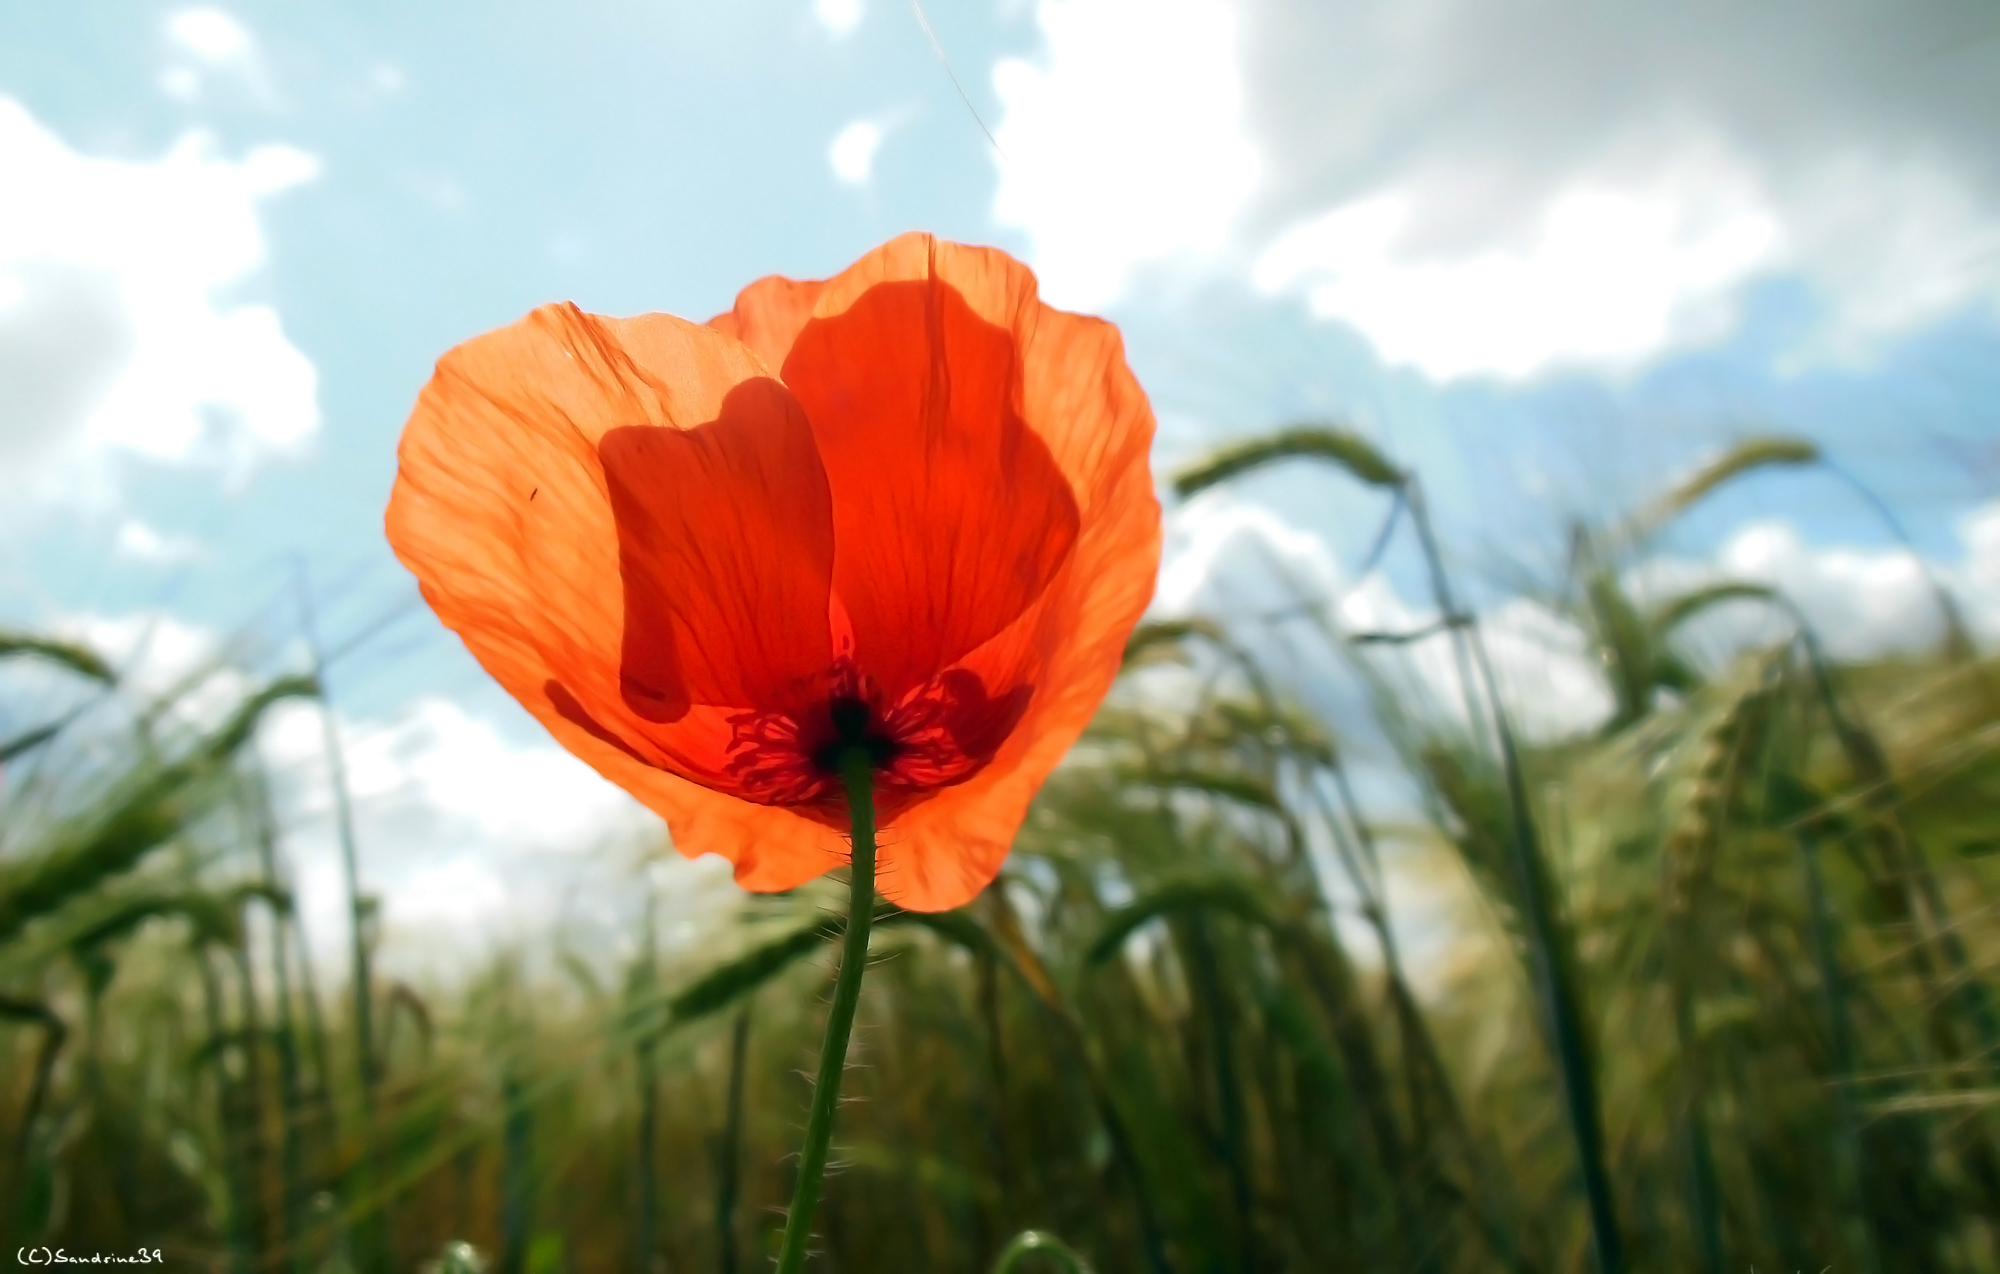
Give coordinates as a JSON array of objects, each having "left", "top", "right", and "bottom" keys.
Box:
[{"left": 775, "top": 748, "right": 878, "bottom": 1274}]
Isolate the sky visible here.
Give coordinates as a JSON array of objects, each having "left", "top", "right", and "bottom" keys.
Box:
[{"left": 2, "top": 0, "right": 1997, "bottom": 975}]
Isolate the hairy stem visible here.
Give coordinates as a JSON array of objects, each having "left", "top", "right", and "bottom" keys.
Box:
[{"left": 775, "top": 749, "right": 877, "bottom": 1274}]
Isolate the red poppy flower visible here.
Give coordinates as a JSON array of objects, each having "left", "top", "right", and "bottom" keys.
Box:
[{"left": 385, "top": 233, "right": 1160, "bottom": 911}]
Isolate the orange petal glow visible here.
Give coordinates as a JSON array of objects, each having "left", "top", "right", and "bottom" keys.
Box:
[
  {"left": 784, "top": 276, "right": 1082, "bottom": 704},
  {"left": 387, "top": 235, "right": 1161, "bottom": 911},
  {"left": 599, "top": 378, "right": 834, "bottom": 724},
  {"left": 707, "top": 273, "right": 827, "bottom": 373}
]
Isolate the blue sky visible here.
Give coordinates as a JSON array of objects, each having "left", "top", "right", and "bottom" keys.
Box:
[{"left": 3, "top": 0, "right": 1997, "bottom": 967}]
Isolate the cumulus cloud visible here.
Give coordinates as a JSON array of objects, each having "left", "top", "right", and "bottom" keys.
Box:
[
  {"left": 5, "top": 608, "right": 681, "bottom": 977},
  {"left": 829, "top": 119, "right": 886, "bottom": 186},
  {"left": 990, "top": 0, "right": 2000, "bottom": 376},
  {"left": 51, "top": 609, "right": 253, "bottom": 731},
  {"left": 256, "top": 691, "right": 672, "bottom": 970},
  {"left": 114, "top": 519, "right": 203, "bottom": 565},
  {"left": 167, "top": 8, "right": 255, "bottom": 66},
  {"left": 1155, "top": 493, "right": 2000, "bottom": 744},
  {"left": 813, "top": 0, "right": 864, "bottom": 39},
  {"left": 1962, "top": 503, "right": 2000, "bottom": 616},
  {"left": 257, "top": 693, "right": 724, "bottom": 978},
  {"left": 160, "top": 7, "right": 271, "bottom": 104},
  {"left": 1641, "top": 501, "right": 2000, "bottom": 662},
  {"left": 0, "top": 97, "right": 320, "bottom": 506},
  {"left": 1156, "top": 493, "right": 1614, "bottom": 739},
  {"left": 1155, "top": 496, "right": 1335, "bottom": 617},
  {"left": 1252, "top": 142, "right": 1782, "bottom": 380},
  {"left": 991, "top": 0, "right": 1259, "bottom": 310}
]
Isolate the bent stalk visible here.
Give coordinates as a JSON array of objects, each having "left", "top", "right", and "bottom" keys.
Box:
[{"left": 1407, "top": 481, "right": 1622, "bottom": 1274}]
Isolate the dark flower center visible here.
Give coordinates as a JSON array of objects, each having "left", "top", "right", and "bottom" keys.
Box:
[
  {"left": 812, "top": 695, "right": 902, "bottom": 774},
  {"left": 546, "top": 658, "right": 1035, "bottom": 825}
]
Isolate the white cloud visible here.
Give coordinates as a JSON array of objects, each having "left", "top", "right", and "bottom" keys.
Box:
[
  {"left": 3, "top": 607, "right": 751, "bottom": 980},
  {"left": 257, "top": 694, "right": 672, "bottom": 973},
  {"left": 1155, "top": 494, "right": 1335, "bottom": 617},
  {"left": 62, "top": 610, "right": 221, "bottom": 685},
  {"left": 990, "top": 0, "right": 2000, "bottom": 375},
  {"left": 1333, "top": 575, "right": 1615, "bottom": 741},
  {"left": 1643, "top": 503, "right": 2000, "bottom": 661},
  {"left": 1156, "top": 494, "right": 1612, "bottom": 739},
  {"left": 0, "top": 97, "right": 320, "bottom": 506},
  {"left": 990, "top": 0, "right": 1259, "bottom": 310},
  {"left": 340, "top": 697, "right": 633, "bottom": 847},
  {"left": 813, "top": 0, "right": 864, "bottom": 38},
  {"left": 1156, "top": 493, "right": 2000, "bottom": 748},
  {"left": 829, "top": 119, "right": 885, "bottom": 186},
  {"left": 167, "top": 8, "right": 255, "bottom": 65},
  {"left": 1781, "top": 153, "right": 2000, "bottom": 363},
  {"left": 1477, "top": 599, "right": 1618, "bottom": 738},
  {"left": 1718, "top": 522, "right": 1936, "bottom": 657},
  {"left": 1252, "top": 142, "right": 1783, "bottom": 380},
  {"left": 390, "top": 854, "right": 514, "bottom": 945},
  {"left": 42, "top": 610, "right": 253, "bottom": 739},
  {"left": 1962, "top": 502, "right": 2000, "bottom": 616},
  {"left": 114, "top": 519, "right": 202, "bottom": 565},
  {"left": 161, "top": 8, "right": 270, "bottom": 103}
]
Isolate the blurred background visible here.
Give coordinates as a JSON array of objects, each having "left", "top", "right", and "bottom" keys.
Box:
[{"left": 2, "top": 2, "right": 1997, "bottom": 1270}]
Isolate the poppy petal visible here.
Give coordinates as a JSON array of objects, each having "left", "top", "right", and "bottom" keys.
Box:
[
  {"left": 879, "top": 425, "right": 1158, "bottom": 905},
  {"left": 625, "top": 762, "right": 852, "bottom": 895},
  {"left": 784, "top": 238, "right": 1161, "bottom": 910},
  {"left": 707, "top": 273, "right": 827, "bottom": 373},
  {"left": 600, "top": 376, "right": 835, "bottom": 722},
  {"left": 386, "top": 302, "right": 842, "bottom": 876},
  {"left": 782, "top": 251, "right": 1084, "bottom": 703},
  {"left": 391, "top": 240, "right": 1159, "bottom": 912},
  {"left": 540, "top": 693, "right": 849, "bottom": 893}
]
